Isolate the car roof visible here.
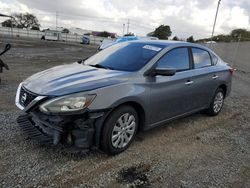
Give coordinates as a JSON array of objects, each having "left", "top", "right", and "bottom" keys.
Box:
[
  {"left": 129, "top": 40, "right": 213, "bottom": 52},
  {"left": 129, "top": 39, "right": 183, "bottom": 46}
]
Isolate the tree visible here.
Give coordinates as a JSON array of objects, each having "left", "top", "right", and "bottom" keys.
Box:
[
  {"left": 31, "top": 26, "right": 40, "bottom": 30},
  {"left": 124, "top": 32, "right": 135, "bottom": 36},
  {"left": 148, "top": 25, "right": 172, "bottom": 39},
  {"left": 84, "top": 32, "right": 91, "bottom": 36},
  {"left": 98, "top": 31, "right": 111, "bottom": 37},
  {"left": 187, "top": 36, "right": 195, "bottom": 43},
  {"left": 1, "top": 13, "right": 40, "bottom": 30},
  {"left": 62, "top": 28, "right": 70, "bottom": 33},
  {"left": 172, "top": 36, "right": 179, "bottom": 41},
  {"left": 230, "top": 29, "right": 250, "bottom": 40},
  {"left": 1, "top": 19, "right": 13, "bottom": 27},
  {"left": 213, "top": 34, "right": 232, "bottom": 42},
  {"left": 196, "top": 28, "right": 250, "bottom": 43}
]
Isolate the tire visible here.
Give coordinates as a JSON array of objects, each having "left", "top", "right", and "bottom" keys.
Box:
[
  {"left": 101, "top": 105, "right": 138, "bottom": 155},
  {"left": 206, "top": 88, "right": 225, "bottom": 116}
]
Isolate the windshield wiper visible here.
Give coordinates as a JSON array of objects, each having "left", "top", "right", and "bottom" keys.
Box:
[
  {"left": 89, "top": 64, "right": 113, "bottom": 70},
  {"left": 77, "top": 57, "right": 89, "bottom": 64}
]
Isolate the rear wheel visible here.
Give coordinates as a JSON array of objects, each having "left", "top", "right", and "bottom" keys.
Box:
[
  {"left": 206, "top": 88, "right": 225, "bottom": 116},
  {"left": 101, "top": 105, "right": 138, "bottom": 155}
]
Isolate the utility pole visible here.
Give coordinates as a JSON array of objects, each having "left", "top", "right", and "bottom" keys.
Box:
[
  {"left": 10, "top": 16, "right": 13, "bottom": 38},
  {"left": 127, "top": 19, "right": 130, "bottom": 34},
  {"left": 56, "top": 11, "right": 58, "bottom": 30},
  {"left": 123, "top": 24, "right": 125, "bottom": 36},
  {"left": 211, "top": 0, "right": 221, "bottom": 43}
]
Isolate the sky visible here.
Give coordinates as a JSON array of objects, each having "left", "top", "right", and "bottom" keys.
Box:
[{"left": 0, "top": 0, "right": 249, "bottom": 39}]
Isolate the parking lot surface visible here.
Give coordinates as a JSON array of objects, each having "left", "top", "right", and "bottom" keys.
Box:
[{"left": 0, "top": 39, "right": 249, "bottom": 188}]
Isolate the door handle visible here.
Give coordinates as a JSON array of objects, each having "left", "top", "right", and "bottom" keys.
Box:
[
  {"left": 212, "top": 75, "right": 219, "bottom": 79},
  {"left": 185, "top": 80, "right": 194, "bottom": 85}
]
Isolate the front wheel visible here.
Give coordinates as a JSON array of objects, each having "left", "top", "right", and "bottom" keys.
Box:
[
  {"left": 101, "top": 105, "right": 138, "bottom": 155},
  {"left": 206, "top": 88, "right": 225, "bottom": 116}
]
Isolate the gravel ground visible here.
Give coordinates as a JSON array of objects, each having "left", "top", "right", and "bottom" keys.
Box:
[{"left": 0, "top": 38, "right": 249, "bottom": 188}]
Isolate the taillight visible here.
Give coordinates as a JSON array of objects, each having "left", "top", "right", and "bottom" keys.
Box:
[{"left": 229, "top": 68, "right": 235, "bottom": 75}]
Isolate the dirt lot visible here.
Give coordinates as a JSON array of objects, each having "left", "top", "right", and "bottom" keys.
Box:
[{"left": 0, "top": 38, "right": 249, "bottom": 188}]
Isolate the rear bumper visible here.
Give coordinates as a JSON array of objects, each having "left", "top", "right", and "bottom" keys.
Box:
[{"left": 17, "top": 109, "right": 110, "bottom": 151}]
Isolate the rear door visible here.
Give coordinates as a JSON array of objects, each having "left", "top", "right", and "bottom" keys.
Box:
[
  {"left": 148, "top": 47, "right": 196, "bottom": 125},
  {"left": 190, "top": 47, "right": 219, "bottom": 109}
]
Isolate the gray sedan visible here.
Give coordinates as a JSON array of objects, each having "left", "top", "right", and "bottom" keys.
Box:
[{"left": 15, "top": 41, "right": 233, "bottom": 155}]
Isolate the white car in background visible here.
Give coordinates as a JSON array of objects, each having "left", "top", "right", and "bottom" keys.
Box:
[
  {"left": 206, "top": 41, "right": 217, "bottom": 44},
  {"left": 41, "top": 30, "right": 63, "bottom": 41}
]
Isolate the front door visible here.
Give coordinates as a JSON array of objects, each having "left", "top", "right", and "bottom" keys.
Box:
[{"left": 148, "top": 47, "right": 196, "bottom": 125}]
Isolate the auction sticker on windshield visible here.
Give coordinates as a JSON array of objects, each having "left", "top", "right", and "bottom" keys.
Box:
[{"left": 143, "top": 45, "right": 162, "bottom": 52}]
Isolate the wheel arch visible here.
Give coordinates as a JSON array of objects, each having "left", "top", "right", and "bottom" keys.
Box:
[
  {"left": 109, "top": 100, "right": 146, "bottom": 132},
  {"left": 218, "top": 84, "right": 227, "bottom": 97},
  {"left": 97, "top": 100, "right": 146, "bottom": 153}
]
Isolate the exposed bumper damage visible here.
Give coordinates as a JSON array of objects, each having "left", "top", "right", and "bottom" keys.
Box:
[{"left": 17, "top": 110, "right": 109, "bottom": 151}]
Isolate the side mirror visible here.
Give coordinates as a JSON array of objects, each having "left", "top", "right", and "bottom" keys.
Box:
[
  {"left": 77, "top": 57, "right": 89, "bottom": 64},
  {"left": 153, "top": 67, "right": 176, "bottom": 76},
  {"left": 77, "top": 59, "right": 83, "bottom": 64}
]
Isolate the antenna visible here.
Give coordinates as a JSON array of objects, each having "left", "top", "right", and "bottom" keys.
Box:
[
  {"left": 56, "top": 11, "right": 58, "bottom": 30},
  {"left": 123, "top": 24, "right": 125, "bottom": 36},
  {"left": 127, "top": 19, "right": 130, "bottom": 34}
]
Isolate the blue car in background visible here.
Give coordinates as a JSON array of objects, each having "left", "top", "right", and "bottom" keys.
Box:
[
  {"left": 81, "top": 36, "right": 90, "bottom": 44},
  {"left": 99, "top": 36, "right": 139, "bottom": 50},
  {"left": 116, "top": 36, "right": 139, "bottom": 42}
]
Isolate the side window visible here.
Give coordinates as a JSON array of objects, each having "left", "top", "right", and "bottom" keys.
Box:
[
  {"left": 211, "top": 53, "right": 218, "bottom": 65},
  {"left": 157, "top": 47, "right": 190, "bottom": 71},
  {"left": 192, "top": 48, "right": 212, "bottom": 68}
]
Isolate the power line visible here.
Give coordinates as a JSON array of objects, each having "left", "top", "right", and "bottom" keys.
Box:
[
  {"left": 34, "top": 11, "right": 214, "bottom": 38},
  {"left": 53, "top": 12, "right": 209, "bottom": 36},
  {"left": 58, "top": 12, "right": 127, "bottom": 23}
]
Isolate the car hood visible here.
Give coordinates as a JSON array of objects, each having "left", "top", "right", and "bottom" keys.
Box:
[{"left": 23, "top": 63, "right": 130, "bottom": 96}]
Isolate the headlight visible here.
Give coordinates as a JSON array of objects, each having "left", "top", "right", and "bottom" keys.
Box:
[{"left": 39, "top": 93, "right": 96, "bottom": 114}]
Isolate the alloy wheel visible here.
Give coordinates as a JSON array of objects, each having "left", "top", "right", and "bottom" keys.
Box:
[
  {"left": 213, "top": 91, "right": 224, "bottom": 113},
  {"left": 111, "top": 113, "right": 136, "bottom": 149}
]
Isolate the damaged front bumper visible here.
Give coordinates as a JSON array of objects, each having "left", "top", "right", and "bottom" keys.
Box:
[
  {"left": 15, "top": 83, "right": 111, "bottom": 151},
  {"left": 17, "top": 109, "right": 109, "bottom": 151}
]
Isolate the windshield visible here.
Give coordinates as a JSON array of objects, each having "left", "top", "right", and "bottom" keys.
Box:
[{"left": 84, "top": 42, "right": 164, "bottom": 71}]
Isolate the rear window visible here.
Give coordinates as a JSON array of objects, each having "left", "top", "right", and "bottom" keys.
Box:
[
  {"left": 211, "top": 53, "right": 219, "bottom": 65},
  {"left": 192, "top": 48, "right": 212, "bottom": 68}
]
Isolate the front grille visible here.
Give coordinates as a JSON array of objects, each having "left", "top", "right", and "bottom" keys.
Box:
[
  {"left": 19, "top": 87, "right": 37, "bottom": 107},
  {"left": 17, "top": 114, "right": 53, "bottom": 144}
]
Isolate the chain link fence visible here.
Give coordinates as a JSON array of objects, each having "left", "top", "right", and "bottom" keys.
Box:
[
  {"left": 0, "top": 26, "right": 107, "bottom": 45},
  {"left": 204, "top": 41, "right": 250, "bottom": 72},
  {"left": 1, "top": 26, "right": 249, "bottom": 72}
]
